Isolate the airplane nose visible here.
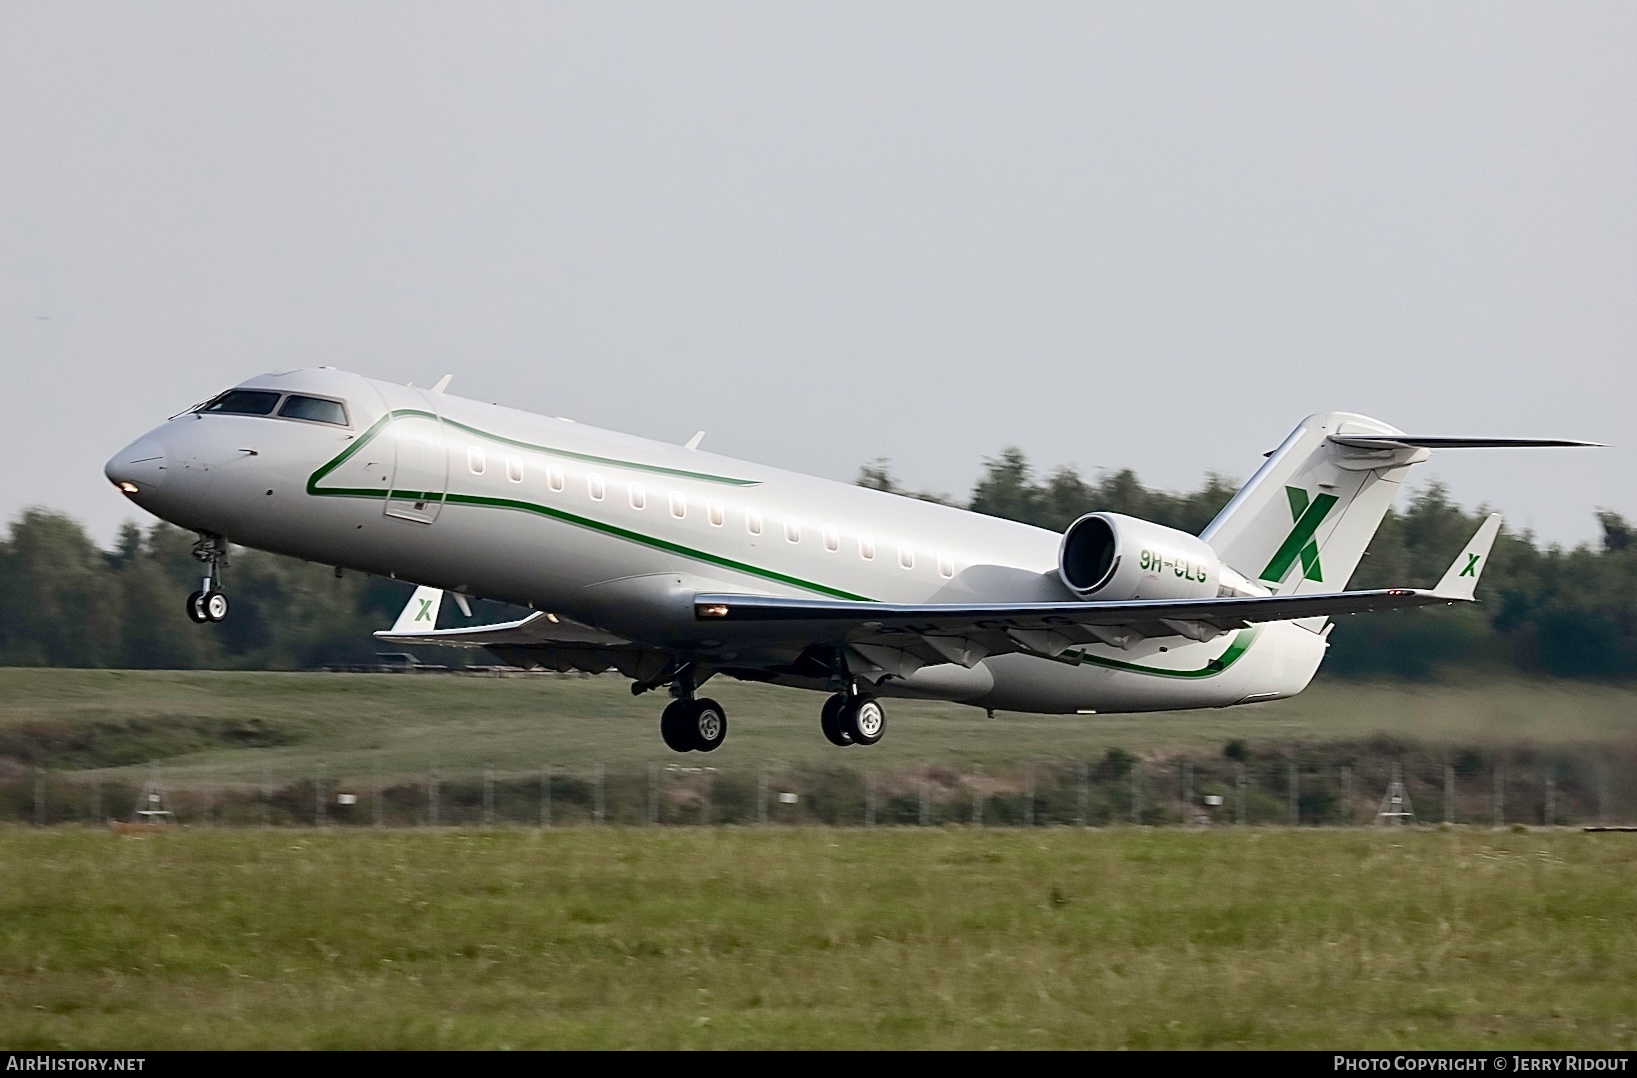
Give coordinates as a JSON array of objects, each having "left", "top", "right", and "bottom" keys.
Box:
[{"left": 105, "top": 436, "right": 168, "bottom": 495}]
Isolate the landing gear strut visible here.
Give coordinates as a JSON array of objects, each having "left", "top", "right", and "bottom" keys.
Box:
[
  {"left": 654, "top": 663, "right": 727, "bottom": 753},
  {"left": 186, "top": 533, "right": 230, "bottom": 624},
  {"left": 820, "top": 689, "right": 886, "bottom": 747}
]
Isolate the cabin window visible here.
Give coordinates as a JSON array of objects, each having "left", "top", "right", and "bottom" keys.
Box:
[
  {"left": 629, "top": 482, "right": 646, "bottom": 510},
  {"left": 823, "top": 526, "right": 839, "bottom": 553},
  {"left": 707, "top": 500, "right": 724, "bottom": 527},
  {"left": 277, "top": 395, "right": 349, "bottom": 426},
  {"left": 784, "top": 517, "right": 801, "bottom": 544},
  {"left": 746, "top": 509, "right": 763, "bottom": 536},
  {"left": 898, "top": 543, "right": 915, "bottom": 570},
  {"left": 938, "top": 551, "right": 954, "bottom": 579},
  {"left": 199, "top": 389, "right": 281, "bottom": 416},
  {"left": 859, "top": 533, "right": 876, "bottom": 560},
  {"left": 505, "top": 455, "right": 524, "bottom": 483},
  {"left": 467, "top": 447, "right": 486, "bottom": 475},
  {"left": 547, "top": 465, "right": 564, "bottom": 492},
  {"left": 588, "top": 474, "right": 605, "bottom": 501},
  {"left": 670, "top": 492, "right": 686, "bottom": 519}
]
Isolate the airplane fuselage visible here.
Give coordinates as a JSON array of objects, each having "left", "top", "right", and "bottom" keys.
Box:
[{"left": 107, "top": 367, "right": 1327, "bottom": 714}]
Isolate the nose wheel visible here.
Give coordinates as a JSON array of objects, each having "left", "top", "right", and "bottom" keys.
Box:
[
  {"left": 186, "top": 533, "right": 231, "bottom": 624},
  {"left": 186, "top": 590, "right": 229, "bottom": 623}
]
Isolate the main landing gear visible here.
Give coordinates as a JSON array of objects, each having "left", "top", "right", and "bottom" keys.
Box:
[
  {"left": 660, "top": 697, "right": 727, "bottom": 753},
  {"left": 644, "top": 657, "right": 885, "bottom": 753},
  {"left": 185, "top": 533, "right": 230, "bottom": 624},
  {"left": 820, "top": 690, "right": 886, "bottom": 747}
]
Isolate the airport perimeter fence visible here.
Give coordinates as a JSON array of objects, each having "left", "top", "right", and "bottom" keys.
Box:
[{"left": 4, "top": 749, "right": 1636, "bottom": 829}]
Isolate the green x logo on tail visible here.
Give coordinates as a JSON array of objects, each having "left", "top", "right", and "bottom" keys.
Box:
[
  {"left": 416, "top": 598, "right": 435, "bottom": 623},
  {"left": 1259, "top": 486, "right": 1339, "bottom": 585},
  {"left": 1460, "top": 553, "right": 1480, "bottom": 578}
]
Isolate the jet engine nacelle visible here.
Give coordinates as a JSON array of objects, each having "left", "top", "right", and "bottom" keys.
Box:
[{"left": 1057, "top": 512, "right": 1222, "bottom": 601}]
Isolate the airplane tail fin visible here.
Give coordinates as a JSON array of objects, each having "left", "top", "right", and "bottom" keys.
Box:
[
  {"left": 1200, "top": 415, "right": 1597, "bottom": 596},
  {"left": 390, "top": 585, "right": 445, "bottom": 633}
]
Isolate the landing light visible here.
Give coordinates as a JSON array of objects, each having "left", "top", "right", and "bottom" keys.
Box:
[
  {"left": 699, "top": 604, "right": 730, "bottom": 618},
  {"left": 117, "top": 481, "right": 139, "bottom": 495}
]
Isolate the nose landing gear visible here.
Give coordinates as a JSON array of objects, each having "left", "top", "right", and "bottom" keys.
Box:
[{"left": 185, "top": 533, "right": 230, "bottom": 624}]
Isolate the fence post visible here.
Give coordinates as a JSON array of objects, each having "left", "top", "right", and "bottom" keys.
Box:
[
  {"left": 540, "top": 764, "right": 551, "bottom": 828},
  {"left": 1493, "top": 763, "right": 1504, "bottom": 828},
  {"left": 1130, "top": 765, "right": 1142, "bottom": 825},
  {"left": 865, "top": 772, "right": 875, "bottom": 828},
  {"left": 315, "top": 762, "right": 325, "bottom": 827},
  {"left": 262, "top": 764, "right": 272, "bottom": 827},
  {"left": 1545, "top": 772, "right": 1556, "bottom": 828},
  {"left": 1340, "top": 765, "right": 1352, "bottom": 824},
  {"left": 429, "top": 762, "right": 439, "bottom": 828},
  {"left": 34, "top": 767, "right": 44, "bottom": 827},
  {"left": 1235, "top": 763, "right": 1246, "bottom": 825},
  {"left": 1598, "top": 763, "right": 1608, "bottom": 825},
  {"left": 1024, "top": 763, "right": 1035, "bottom": 827},
  {"left": 972, "top": 764, "right": 984, "bottom": 826},
  {"left": 651, "top": 763, "right": 661, "bottom": 825},
  {"left": 594, "top": 763, "right": 605, "bottom": 824},
  {"left": 1445, "top": 765, "right": 1455, "bottom": 825},
  {"left": 483, "top": 763, "right": 495, "bottom": 826},
  {"left": 1182, "top": 761, "right": 1193, "bottom": 822},
  {"left": 1288, "top": 760, "right": 1299, "bottom": 826},
  {"left": 757, "top": 768, "right": 768, "bottom": 825},
  {"left": 919, "top": 768, "right": 930, "bottom": 827},
  {"left": 1078, "top": 762, "right": 1089, "bottom": 827},
  {"left": 373, "top": 758, "right": 383, "bottom": 827}
]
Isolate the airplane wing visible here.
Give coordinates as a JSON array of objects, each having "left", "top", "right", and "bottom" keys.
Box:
[{"left": 694, "top": 515, "right": 1502, "bottom": 670}]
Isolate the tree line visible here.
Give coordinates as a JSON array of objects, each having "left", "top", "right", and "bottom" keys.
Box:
[{"left": 0, "top": 451, "right": 1631, "bottom": 677}]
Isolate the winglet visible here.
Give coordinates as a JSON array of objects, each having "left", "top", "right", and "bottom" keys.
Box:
[
  {"left": 1433, "top": 514, "right": 1502, "bottom": 600},
  {"left": 431, "top": 374, "right": 453, "bottom": 395},
  {"left": 684, "top": 431, "right": 706, "bottom": 450},
  {"left": 390, "top": 585, "right": 444, "bottom": 633}
]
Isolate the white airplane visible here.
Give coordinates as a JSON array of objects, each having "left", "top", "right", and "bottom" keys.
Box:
[{"left": 104, "top": 367, "right": 1596, "bottom": 752}]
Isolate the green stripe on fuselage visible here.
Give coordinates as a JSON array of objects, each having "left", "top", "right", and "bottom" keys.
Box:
[{"left": 1055, "top": 625, "right": 1260, "bottom": 679}]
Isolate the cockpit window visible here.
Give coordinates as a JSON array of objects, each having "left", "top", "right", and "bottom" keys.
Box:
[
  {"left": 199, "top": 390, "right": 281, "bottom": 416},
  {"left": 278, "top": 395, "right": 349, "bottom": 426}
]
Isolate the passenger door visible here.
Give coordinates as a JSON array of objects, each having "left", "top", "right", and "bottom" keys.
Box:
[{"left": 380, "top": 387, "right": 448, "bottom": 524}]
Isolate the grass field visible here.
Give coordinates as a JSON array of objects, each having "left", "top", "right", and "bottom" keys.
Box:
[
  {"left": 1, "top": 827, "right": 1633, "bottom": 1049},
  {"left": 3, "top": 668, "right": 1635, "bottom": 782}
]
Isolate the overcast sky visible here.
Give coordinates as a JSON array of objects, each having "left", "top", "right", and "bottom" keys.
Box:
[{"left": 3, "top": 2, "right": 1632, "bottom": 549}]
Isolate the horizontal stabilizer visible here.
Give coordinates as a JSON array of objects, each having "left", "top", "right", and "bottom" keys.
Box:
[
  {"left": 1329, "top": 435, "right": 1605, "bottom": 450},
  {"left": 1433, "top": 514, "right": 1502, "bottom": 601},
  {"left": 376, "top": 609, "right": 629, "bottom": 649}
]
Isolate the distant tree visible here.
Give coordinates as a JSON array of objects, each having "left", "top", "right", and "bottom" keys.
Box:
[
  {"left": 851, "top": 460, "right": 954, "bottom": 506},
  {"left": 968, "top": 447, "right": 1040, "bottom": 525},
  {"left": 1598, "top": 510, "right": 1633, "bottom": 552},
  {"left": 0, "top": 509, "right": 120, "bottom": 666}
]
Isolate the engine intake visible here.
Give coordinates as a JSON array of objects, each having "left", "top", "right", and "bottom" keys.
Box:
[{"left": 1058, "top": 512, "right": 1222, "bottom": 602}]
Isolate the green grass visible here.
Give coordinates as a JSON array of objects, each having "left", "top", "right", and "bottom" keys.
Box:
[
  {"left": 0, "top": 827, "right": 1633, "bottom": 1049},
  {"left": 2, "top": 667, "right": 1635, "bottom": 784}
]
